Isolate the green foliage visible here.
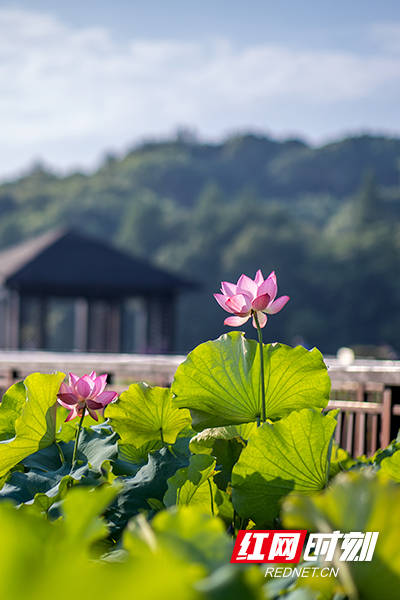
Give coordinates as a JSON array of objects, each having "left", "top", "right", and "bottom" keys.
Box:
[
  {"left": 125, "top": 505, "right": 233, "bottom": 571},
  {"left": 190, "top": 423, "right": 257, "bottom": 447},
  {"left": 70, "top": 426, "right": 119, "bottom": 472},
  {"left": 231, "top": 409, "right": 337, "bottom": 525},
  {"left": 0, "top": 486, "right": 208, "bottom": 600},
  {"left": 379, "top": 448, "right": 400, "bottom": 482},
  {"left": 106, "top": 383, "right": 191, "bottom": 446},
  {"left": 0, "top": 321, "right": 399, "bottom": 598},
  {"left": 0, "top": 382, "right": 26, "bottom": 440},
  {"left": 0, "top": 426, "right": 118, "bottom": 509},
  {"left": 328, "top": 443, "right": 355, "bottom": 478},
  {"left": 282, "top": 471, "right": 400, "bottom": 599},
  {"left": 61, "top": 484, "right": 120, "bottom": 551},
  {"left": 190, "top": 426, "right": 252, "bottom": 490},
  {"left": 0, "top": 485, "right": 119, "bottom": 599},
  {"left": 107, "top": 442, "right": 191, "bottom": 536},
  {"left": 0, "top": 372, "right": 65, "bottom": 477},
  {"left": 164, "top": 454, "right": 218, "bottom": 514},
  {"left": 173, "top": 333, "right": 330, "bottom": 429},
  {"left": 117, "top": 439, "right": 164, "bottom": 466}
]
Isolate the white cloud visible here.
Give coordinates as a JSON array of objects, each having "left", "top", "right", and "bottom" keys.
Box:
[{"left": 0, "top": 8, "right": 399, "bottom": 178}]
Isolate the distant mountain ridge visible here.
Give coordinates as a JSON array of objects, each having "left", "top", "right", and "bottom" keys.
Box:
[
  {"left": 1, "top": 132, "right": 400, "bottom": 209},
  {"left": 97, "top": 133, "right": 400, "bottom": 201}
]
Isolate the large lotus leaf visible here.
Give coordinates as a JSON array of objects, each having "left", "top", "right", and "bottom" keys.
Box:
[
  {"left": 0, "top": 427, "right": 119, "bottom": 509},
  {"left": 372, "top": 440, "right": 400, "bottom": 466},
  {"left": 23, "top": 426, "right": 118, "bottom": 475},
  {"left": 0, "top": 382, "right": 26, "bottom": 441},
  {"left": 282, "top": 471, "right": 400, "bottom": 600},
  {"left": 60, "top": 484, "right": 119, "bottom": 551},
  {"left": 0, "top": 372, "right": 65, "bottom": 477},
  {"left": 106, "top": 383, "right": 191, "bottom": 447},
  {"left": 70, "top": 426, "right": 119, "bottom": 472},
  {"left": 110, "top": 440, "right": 166, "bottom": 478},
  {"left": 21, "top": 442, "right": 67, "bottom": 473},
  {"left": 4, "top": 467, "right": 95, "bottom": 519},
  {"left": 0, "top": 464, "right": 72, "bottom": 505},
  {"left": 0, "top": 500, "right": 204, "bottom": 600},
  {"left": 116, "top": 435, "right": 192, "bottom": 475},
  {"left": 118, "top": 440, "right": 163, "bottom": 462},
  {"left": 22, "top": 476, "right": 75, "bottom": 515},
  {"left": 164, "top": 454, "right": 218, "bottom": 515},
  {"left": 196, "top": 564, "right": 266, "bottom": 600},
  {"left": 0, "top": 502, "right": 57, "bottom": 600},
  {"left": 379, "top": 449, "right": 400, "bottom": 482},
  {"left": 190, "top": 426, "right": 252, "bottom": 490},
  {"left": 106, "top": 444, "right": 190, "bottom": 537},
  {"left": 125, "top": 505, "right": 233, "bottom": 571},
  {"left": 190, "top": 423, "right": 257, "bottom": 454},
  {"left": 231, "top": 408, "right": 337, "bottom": 525},
  {"left": 172, "top": 332, "right": 330, "bottom": 429}
]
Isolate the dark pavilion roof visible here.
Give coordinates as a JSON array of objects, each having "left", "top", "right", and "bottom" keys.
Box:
[{"left": 0, "top": 228, "right": 194, "bottom": 298}]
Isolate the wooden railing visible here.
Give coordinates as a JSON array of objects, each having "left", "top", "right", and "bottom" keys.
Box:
[{"left": 328, "top": 386, "right": 392, "bottom": 456}]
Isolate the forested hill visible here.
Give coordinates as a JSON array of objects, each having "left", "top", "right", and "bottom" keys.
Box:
[
  {"left": 95, "top": 133, "right": 400, "bottom": 202},
  {"left": 0, "top": 132, "right": 400, "bottom": 355},
  {"left": 2, "top": 133, "right": 400, "bottom": 212}
]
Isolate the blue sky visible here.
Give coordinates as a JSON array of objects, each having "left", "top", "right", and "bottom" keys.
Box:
[
  {"left": 1, "top": 1, "right": 400, "bottom": 178},
  {"left": 9, "top": 1, "right": 400, "bottom": 49}
]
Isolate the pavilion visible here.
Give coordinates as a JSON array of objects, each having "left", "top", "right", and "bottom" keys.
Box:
[{"left": 0, "top": 229, "right": 194, "bottom": 353}]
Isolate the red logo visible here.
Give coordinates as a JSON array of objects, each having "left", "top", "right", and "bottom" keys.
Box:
[{"left": 231, "top": 530, "right": 307, "bottom": 563}]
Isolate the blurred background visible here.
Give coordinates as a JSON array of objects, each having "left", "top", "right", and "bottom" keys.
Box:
[{"left": 0, "top": 0, "right": 399, "bottom": 356}]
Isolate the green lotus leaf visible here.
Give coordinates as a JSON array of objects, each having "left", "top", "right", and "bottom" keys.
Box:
[
  {"left": 107, "top": 444, "right": 190, "bottom": 537},
  {"left": 282, "top": 471, "right": 400, "bottom": 600},
  {"left": 329, "top": 443, "right": 355, "bottom": 478},
  {"left": 22, "top": 427, "right": 118, "bottom": 475},
  {"left": 231, "top": 408, "right": 337, "bottom": 525},
  {"left": 374, "top": 444, "right": 400, "bottom": 466},
  {"left": 61, "top": 484, "right": 120, "bottom": 549},
  {"left": 0, "top": 497, "right": 203, "bottom": 600},
  {"left": 125, "top": 505, "right": 233, "bottom": 571},
  {"left": 190, "top": 425, "right": 254, "bottom": 490},
  {"left": 164, "top": 454, "right": 218, "bottom": 514},
  {"left": 0, "top": 427, "right": 119, "bottom": 510},
  {"left": 0, "top": 382, "right": 26, "bottom": 441},
  {"left": 379, "top": 449, "right": 400, "bottom": 482},
  {"left": 18, "top": 475, "right": 75, "bottom": 515},
  {"left": 0, "top": 372, "right": 65, "bottom": 477},
  {"left": 106, "top": 383, "right": 191, "bottom": 447},
  {"left": 190, "top": 423, "right": 257, "bottom": 454},
  {"left": 172, "top": 332, "right": 330, "bottom": 429},
  {"left": 118, "top": 440, "right": 164, "bottom": 463}
]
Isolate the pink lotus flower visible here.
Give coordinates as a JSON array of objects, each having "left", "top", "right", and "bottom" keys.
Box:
[
  {"left": 214, "top": 269, "right": 289, "bottom": 328},
  {"left": 57, "top": 371, "right": 118, "bottom": 421}
]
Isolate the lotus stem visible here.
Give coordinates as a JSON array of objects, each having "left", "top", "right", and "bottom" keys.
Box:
[
  {"left": 253, "top": 312, "right": 266, "bottom": 423},
  {"left": 71, "top": 406, "right": 86, "bottom": 467},
  {"left": 207, "top": 479, "right": 215, "bottom": 516}
]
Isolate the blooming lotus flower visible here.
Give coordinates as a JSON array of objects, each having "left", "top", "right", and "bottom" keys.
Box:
[
  {"left": 214, "top": 269, "right": 289, "bottom": 328},
  {"left": 57, "top": 371, "right": 118, "bottom": 421}
]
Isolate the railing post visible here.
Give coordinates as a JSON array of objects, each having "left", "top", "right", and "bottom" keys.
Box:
[
  {"left": 381, "top": 388, "right": 392, "bottom": 448},
  {"left": 354, "top": 412, "right": 366, "bottom": 457}
]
